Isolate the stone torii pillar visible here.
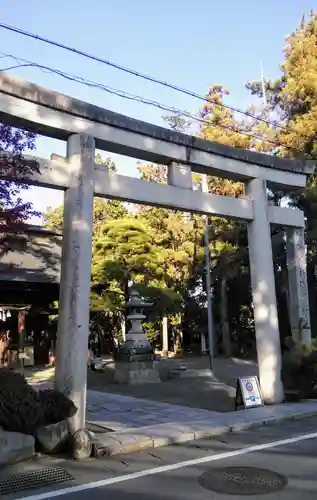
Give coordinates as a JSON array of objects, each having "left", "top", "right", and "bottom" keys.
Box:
[
  {"left": 286, "top": 227, "right": 311, "bottom": 343},
  {"left": 246, "top": 178, "right": 284, "bottom": 405},
  {"left": 55, "top": 133, "right": 95, "bottom": 432}
]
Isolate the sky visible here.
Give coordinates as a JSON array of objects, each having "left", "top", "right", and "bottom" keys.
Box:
[{"left": 1, "top": 0, "right": 316, "bottom": 222}]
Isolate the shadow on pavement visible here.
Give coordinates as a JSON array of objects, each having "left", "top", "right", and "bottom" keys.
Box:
[{"left": 87, "top": 356, "right": 258, "bottom": 413}]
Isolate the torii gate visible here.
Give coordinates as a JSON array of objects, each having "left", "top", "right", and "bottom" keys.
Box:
[{"left": 0, "top": 72, "right": 313, "bottom": 431}]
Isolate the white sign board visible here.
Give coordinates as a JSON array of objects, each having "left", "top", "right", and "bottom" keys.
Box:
[{"left": 235, "top": 376, "right": 263, "bottom": 410}]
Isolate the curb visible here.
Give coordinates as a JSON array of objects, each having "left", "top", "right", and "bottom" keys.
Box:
[{"left": 92, "top": 402, "right": 317, "bottom": 457}]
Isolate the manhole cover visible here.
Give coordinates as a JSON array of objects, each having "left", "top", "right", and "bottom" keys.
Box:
[
  {"left": 0, "top": 467, "right": 74, "bottom": 495},
  {"left": 198, "top": 466, "right": 287, "bottom": 496}
]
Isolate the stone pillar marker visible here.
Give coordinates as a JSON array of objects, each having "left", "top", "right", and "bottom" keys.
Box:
[
  {"left": 121, "top": 318, "right": 126, "bottom": 341},
  {"left": 246, "top": 178, "right": 284, "bottom": 404},
  {"left": 162, "top": 316, "right": 169, "bottom": 357},
  {"left": 286, "top": 227, "right": 311, "bottom": 343},
  {"left": 201, "top": 333, "right": 207, "bottom": 355},
  {"left": 114, "top": 289, "right": 161, "bottom": 384},
  {"left": 55, "top": 134, "right": 95, "bottom": 432}
]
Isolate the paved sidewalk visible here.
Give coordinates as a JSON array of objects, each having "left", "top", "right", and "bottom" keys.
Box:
[
  {"left": 31, "top": 383, "right": 220, "bottom": 431},
  {"left": 86, "top": 391, "right": 220, "bottom": 432},
  {"left": 92, "top": 400, "right": 317, "bottom": 456},
  {"left": 31, "top": 382, "right": 317, "bottom": 458}
]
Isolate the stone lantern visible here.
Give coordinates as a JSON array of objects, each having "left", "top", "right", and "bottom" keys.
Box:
[{"left": 114, "top": 289, "right": 161, "bottom": 384}]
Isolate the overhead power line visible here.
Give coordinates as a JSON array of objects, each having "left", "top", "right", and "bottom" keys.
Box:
[
  {"left": 0, "top": 52, "right": 305, "bottom": 154},
  {"left": 0, "top": 22, "right": 313, "bottom": 143}
]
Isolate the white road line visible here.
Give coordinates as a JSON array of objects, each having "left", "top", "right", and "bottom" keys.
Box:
[{"left": 17, "top": 430, "right": 317, "bottom": 500}]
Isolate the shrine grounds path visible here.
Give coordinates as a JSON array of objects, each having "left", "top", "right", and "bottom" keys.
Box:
[
  {"left": 86, "top": 356, "right": 258, "bottom": 413},
  {"left": 27, "top": 355, "right": 258, "bottom": 413}
]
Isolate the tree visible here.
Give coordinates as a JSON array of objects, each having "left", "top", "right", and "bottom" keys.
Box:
[
  {"left": 138, "top": 96, "right": 255, "bottom": 355},
  {"left": 45, "top": 154, "right": 127, "bottom": 234},
  {"left": 139, "top": 204, "right": 205, "bottom": 352},
  {"left": 247, "top": 11, "right": 317, "bottom": 158},
  {"left": 162, "top": 114, "right": 193, "bottom": 133},
  {"left": 246, "top": 11, "right": 317, "bottom": 331},
  {"left": 44, "top": 205, "right": 64, "bottom": 230},
  {"left": 196, "top": 85, "right": 253, "bottom": 355},
  {"left": 92, "top": 217, "right": 161, "bottom": 289},
  {"left": 45, "top": 198, "right": 128, "bottom": 234},
  {"left": 199, "top": 85, "right": 248, "bottom": 197},
  {"left": 137, "top": 163, "right": 167, "bottom": 184},
  {"left": 91, "top": 216, "right": 163, "bottom": 340},
  {"left": 200, "top": 85, "right": 251, "bottom": 150},
  {"left": 0, "top": 125, "right": 38, "bottom": 233},
  {"left": 95, "top": 152, "right": 116, "bottom": 172}
]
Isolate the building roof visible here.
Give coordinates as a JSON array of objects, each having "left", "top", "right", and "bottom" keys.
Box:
[{"left": 0, "top": 226, "right": 61, "bottom": 284}]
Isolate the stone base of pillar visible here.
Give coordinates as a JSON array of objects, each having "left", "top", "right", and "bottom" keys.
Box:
[
  {"left": 114, "top": 341, "right": 161, "bottom": 385},
  {"left": 291, "top": 327, "right": 311, "bottom": 344},
  {"left": 301, "top": 328, "right": 311, "bottom": 344},
  {"left": 114, "top": 360, "right": 161, "bottom": 385}
]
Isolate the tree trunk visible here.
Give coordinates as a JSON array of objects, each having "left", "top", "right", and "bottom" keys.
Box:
[{"left": 220, "top": 276, "right": 232, "bottom": 357}]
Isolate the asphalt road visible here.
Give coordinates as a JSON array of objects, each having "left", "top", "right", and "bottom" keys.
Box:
[{"left": 3, "top": 417, "right": 317, "bottom": 499}]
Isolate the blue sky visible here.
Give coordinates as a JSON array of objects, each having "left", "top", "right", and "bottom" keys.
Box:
[{"left": 1, "top": 0, "right": 315, "bottom": 221}]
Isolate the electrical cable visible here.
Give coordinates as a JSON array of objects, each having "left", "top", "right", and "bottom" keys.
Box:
[
  {"left": 0, "top": 22, "right": 313, "bottom": 142},
  {"left": 0, "top": 52, "right": 304, "bottom": 153},
  {"left": 0, "top": 53, "right": 307, "bottom": 155}
]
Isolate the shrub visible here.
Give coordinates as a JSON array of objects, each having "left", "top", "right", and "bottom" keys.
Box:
[
  {"left": 282, "top": 338, "right": 317, "bottom": 397},
  {"left": 0, "top": 369, "right": 77, "bottom": 434},
  {"left": 0, "top": 369, "right": 43, "bottom": 433},
  {"left": 39, "top": 389, "right": 77, "bottom": 425}
]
